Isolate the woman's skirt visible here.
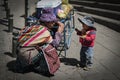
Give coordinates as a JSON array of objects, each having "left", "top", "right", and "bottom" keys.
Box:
[{"left": 16, "top": 45, "right": 60, "bottom": 74}]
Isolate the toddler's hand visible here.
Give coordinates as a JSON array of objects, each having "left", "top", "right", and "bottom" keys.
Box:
[
  {"left": 80, "top": 35, "right": 86, "bottom": 38},
  {"left": 81, "top": 29, "right": 86, "bottom": 35},
  {"left": 75, "top": 28, "right": 82, "bottom": 35}
]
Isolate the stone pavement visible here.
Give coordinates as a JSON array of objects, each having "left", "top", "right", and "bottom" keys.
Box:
[{"left": 0, "top": 0, "right": 120, "bottom": 80}]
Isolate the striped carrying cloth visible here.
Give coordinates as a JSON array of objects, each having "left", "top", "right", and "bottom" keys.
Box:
[{"left": 18, "top": 25, "right": 53, "bottom": 47}]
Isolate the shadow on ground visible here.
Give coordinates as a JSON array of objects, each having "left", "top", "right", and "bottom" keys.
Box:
[
  {"left": 6, "top": 60, "right": 54, "bottom": 77},
  {"left": 60, "top": 58, "right": 79, "bottom": 66},
  {"left": 0, "top": 19, "right": 22, "bottom": 31},
  {"left": 4, "top": 52, "right": 16, "bottom": 58}
]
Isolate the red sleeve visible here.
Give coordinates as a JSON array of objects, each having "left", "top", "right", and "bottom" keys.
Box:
[{"left": 84, "top": 31, "right": 96, "bottom": 42}]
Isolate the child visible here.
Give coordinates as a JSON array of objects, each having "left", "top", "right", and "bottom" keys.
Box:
[{"left": 75, "top": 16, "right": 97, "bottom": 70}]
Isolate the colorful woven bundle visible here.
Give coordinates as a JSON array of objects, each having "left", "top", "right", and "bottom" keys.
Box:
[{"left": 18, "top": 25, "right": 53, "bottom": 46}]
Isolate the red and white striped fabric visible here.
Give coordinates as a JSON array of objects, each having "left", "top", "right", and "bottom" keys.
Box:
[{"left": 18, "top": 25, "right": 53, "bottom": 47}]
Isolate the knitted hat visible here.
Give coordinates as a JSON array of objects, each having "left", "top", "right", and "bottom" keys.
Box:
[{"left": 39, "top": 7, "right": 58, "bottom": 22}]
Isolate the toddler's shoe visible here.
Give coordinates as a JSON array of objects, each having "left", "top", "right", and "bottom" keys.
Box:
[
  {"left": 76, "top": 63, "right": 80, "bottom": 67},
  {"left": 83, "top": 65, "right": 92, "bottom": 71},
  {"left": 76, "top": 64, "right": 81, "bottom": 70},
  {"left": 83, "top": 67, "right": 90, "bottom": 71},
  {"left": 87, "top": 66, "right": 92, "bottom": 69},
  {"left": 87, "top": 64, "right": 92, "bottom": 69}
]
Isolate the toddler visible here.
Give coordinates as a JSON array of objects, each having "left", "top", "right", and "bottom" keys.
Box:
[{"left": 75, "top": 16, "right": 97, "bottom": 70}]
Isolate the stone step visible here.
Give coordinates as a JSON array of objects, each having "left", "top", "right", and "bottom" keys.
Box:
[
  {"left": 76, "top": 11, "right": 120, "bottom": 32},
  {"left": 70, "top": 0, "right": 120, "bottom": 12},
  {"left": 72, "top": 4, "right": 120, "bottom": 20},
  {"left": 79, "top": 0, "right": 120, "bottom": 4}
]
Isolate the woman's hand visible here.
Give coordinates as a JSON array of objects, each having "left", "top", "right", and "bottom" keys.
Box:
[{"left": 57, "top": 21, "right": 64, "bottom": 33}]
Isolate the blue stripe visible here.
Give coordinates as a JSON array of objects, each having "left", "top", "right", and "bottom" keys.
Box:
[{"left": 89, "top": 31, "right": 96, "bottom": 35}]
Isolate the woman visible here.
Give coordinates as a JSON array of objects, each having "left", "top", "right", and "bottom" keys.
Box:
[
  {"left": 36, "top": 7, "right": 64, "bottom": 74},
  {"left": 39, "top": 8, "right": 64, "bottom": 47},
  {"left": 16, "top": 7, "right": 64, "bottom": 75}
]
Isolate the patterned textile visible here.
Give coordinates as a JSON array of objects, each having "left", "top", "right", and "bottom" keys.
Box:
[
  {"left": 17, "top": 47, "right": 41, "bottom": 67},
  {"left": 18, "top": 25, "right": 53, "bottom": 46},
  {"left": 34, "top": 44, "right": 60, "bottom": 75},
  {"left": 42, "top": 44, "right": 60, "bottom": 74}
]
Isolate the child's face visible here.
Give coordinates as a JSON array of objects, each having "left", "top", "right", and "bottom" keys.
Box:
[{"left": 82, "top": 24, "right": 89, "bottom": 30}]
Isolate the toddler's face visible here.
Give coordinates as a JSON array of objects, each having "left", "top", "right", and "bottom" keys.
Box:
[{"left": 82, "top": 24, "right": 89, "bottom": 30}]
